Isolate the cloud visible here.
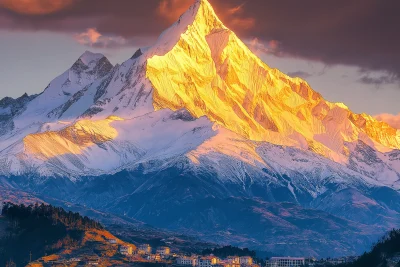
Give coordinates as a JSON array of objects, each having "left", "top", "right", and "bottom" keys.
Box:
[
  {"left": 248, "top": 38, "right": 281, "bottom": 57},
  {"left": 230, "top": 17, "right": 255, "bottom": 30},
  {"left": 374, "top": 113, "right": 400, "bottom": 129},
  {"left": 157, "top": 0, "right": 192, "bottom": 22},
  {"left": 287, "top": 71, "right": 312, "bottom": 79},
  {"left": 358, "top": 72, "right": 399, "bottom": 88},
  {"left": 0, "top": 0, "right": 75, "bottom": 15},
  {"left": 359, "top": 75, "right": 398, "bottom": 85},
  {"left": 227, "top": 4, "right": 245, "bottom": 15},
  {"left": 225, "top": 3, "right": 255, "bottom": 29},
  {"left": 75, "top": 28, "right": 127, "bottom": 49},
  {"left": 75, "top": 28, "right": 102, "bottom": 45},
  {"left": 0, "top": 0, "right": 399, "bottom": 79}
]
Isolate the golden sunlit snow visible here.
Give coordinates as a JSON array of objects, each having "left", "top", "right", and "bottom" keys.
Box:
[
  {"left": 24, "top": 116, "right": 123, "bottom": 159},
  {"left": 21, "top": 0, "right": 400, "bottom": 165},
  {"left": 147, "top": 0, "right": 400, "bottom": 162}
]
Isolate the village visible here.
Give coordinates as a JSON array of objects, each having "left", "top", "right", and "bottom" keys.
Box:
[
  {"left": 31, "top": 237, "right": 357, "bottom": 267},
  {"left": 114, "top": 241, "right": 358, "bottom": 267}
]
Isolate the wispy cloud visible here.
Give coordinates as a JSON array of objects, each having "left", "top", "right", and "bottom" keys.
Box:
[
  {"left": 374, "top": 113, "right": 400, "bottom": 129},
  {"left": 157, "top": 0, "right": 192, "bottom": 22},
  {"left": 248, "top": 38, "right": 281, "bottom": 56},
  {"left": 287, "top": 71, "right": 312, "bottom": 79},
  {"left": 75, "top": 28, "right": 127, "bottom": 49},
  {"left": 0, "top": 0, "right": 399, "bottom": 79},
  {"left": 358, "top": 71, "right": 399, "bottom": 89}
]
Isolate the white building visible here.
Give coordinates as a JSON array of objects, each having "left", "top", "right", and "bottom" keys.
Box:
[
  {"left": 120, "top": 245, "right": 133, "bottom": 256},
  {"left": 177, "top": 256, "right": 198, "bottom": 266},
  {"left": 198, "top": 256, "right": 220, "bottom": 267},
  {"left": 266, "top": 257, "right": 305, "bottom": 267},
  {"left": 227, "top": 257, "right": 240, "bottom": 264},
  {"left": 147, "top": 254, "right": 162, "bottom": 261},
  {"left": 108, "top": 239, "right": 117, "bottom": 244},
  {"left": 239, "top": 256, "right": 253, "bottom": 266},
  {"left": 221, "top": 256, "right": 240, "bottom": 267},
  {"left": 156, "top": 246, "right": 171, "bottom": 257},
  {"left": 138, "top": 244, "right": 152, "bottom": 254}
]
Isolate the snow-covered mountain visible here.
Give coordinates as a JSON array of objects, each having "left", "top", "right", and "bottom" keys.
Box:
[{"left": 1, "top": 0, "right": 400, "bottom": 257}]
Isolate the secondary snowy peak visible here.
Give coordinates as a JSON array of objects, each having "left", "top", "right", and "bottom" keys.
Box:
[
  {"left": 0, "top": 93, "right": 36, "bottom": 112},
  {"left": 3, "top": 51, "right": 113, "bottom": 135},
  {"left": 145, "top": 0, "right": 400, "bottom": 162},
  {"left": 78, "top": 51, "right": 106, "bottom": 65},
  {"left": 0, "top": 93, "right": 37, "bottom": 136},
  {"left": 70, "top": 51, "right": 113, "bottom": 84}
]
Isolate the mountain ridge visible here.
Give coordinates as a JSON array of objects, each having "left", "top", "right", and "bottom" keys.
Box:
[
  {"left": 0, "top": 0, "right": 400, "bottom": 258},
  {"left": 0, "top": 0, "right": 399, "bottom": 186}
]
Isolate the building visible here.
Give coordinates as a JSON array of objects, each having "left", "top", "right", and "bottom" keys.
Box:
[
  {"left": 147, "top": 254, "right": 161, "bottom": 261},
  {"left": 156, "top": 246, "right": 171, "bottom": 257},
  {"left": 198, "top": 256, "right": 220, "bottom": 267},
  {"left": 219, "top": 261, "right": 240, "bottom": 267},
  {"left": 220, "top": 256, "right": 240, "bottom": 267},
  {"left": 266, "top": 257, "right": 305, "bottom": 267},
  {"left": 239, "top": 257, "right": 253, "bottom": 266},
  {"left": 120, "top": 245, "right": 133, "bottom": 256},
  {"left": 108, "top": 239, "right": 117, "bottom": 244},
  {"left": 327, "top": 258, "right": 345, "bottom": 265},
  {"left": 227, "top": 256, "right": 240, "bottom": 264},
  {"left": 138, "top": 244, "right": 152, "bottom": 254},
  {"left": 177, "top": 256, "right": 198, "bottom": 266}
]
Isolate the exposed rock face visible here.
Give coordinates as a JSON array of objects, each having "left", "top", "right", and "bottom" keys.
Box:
[{"left": 0, "top": 93, "right": 37, "bottom": 136}]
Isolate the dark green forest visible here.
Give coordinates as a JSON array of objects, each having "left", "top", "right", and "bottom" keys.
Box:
[
  {"left": 338, "top": 229, "right": 400, "bottom": 267},
  {"left": 202, "top": 245, "right": 257, "bottom": 258},
  {"left": 0, "top": 202, "right": 102, "bottom": 266}
]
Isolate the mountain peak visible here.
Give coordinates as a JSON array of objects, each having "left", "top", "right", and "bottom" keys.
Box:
[
  {"left": 70, "top": 50, "right": 113, "bottom": 79},
  {"left": 146, "top": 0, "right": 400, "bottom": 162},
  {"left": 78, "top": 51, "right": 106, "bottom": 66},
  {"left": 146, "top": 0, "right": 225, "bottom": 57},
  {"left": 193, "top": 0, "right": 225, "bottom": 28}
]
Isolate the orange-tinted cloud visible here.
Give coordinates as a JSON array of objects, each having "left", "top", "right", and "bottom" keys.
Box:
[
  {"left": 249, "top": 38, "right": 280, "bottom": 56},
  {"left": 227, "top": 4, "right": 245, "bottom": 15},
  {"left": 157, "top": 0, "right": 192, "bottom": 22},
  {"left": 374, "top": 113, "right": 400, "bottom": 129},
  {"left": 75, "top": 28, "right": 102, "bottom": 45},
  {"left": 0, "top": 0, "right": 75, "bottom": 15},
  {"left": 214, "top": 1, "right": 256, "bottom": 30},
  {"left": 0, "top": 0, "right": 399, "bottom": 79},
  {"left": 230, "top": 17, "right": 255, "bottom": 30},
  {"left": 75, "top": 28, "right": 127, "bottom": 48}
]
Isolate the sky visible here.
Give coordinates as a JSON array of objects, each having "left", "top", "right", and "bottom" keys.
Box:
[{"left": 0, "top": 0, "right": 399, "bottom": 116}]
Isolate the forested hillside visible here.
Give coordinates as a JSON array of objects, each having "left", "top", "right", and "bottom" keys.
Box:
[
  {"left": 0, "top": 202, "right": 102, "bottom": 266},
  {"left": 339, "top": 229, "right": 400, "bottom": 267}
]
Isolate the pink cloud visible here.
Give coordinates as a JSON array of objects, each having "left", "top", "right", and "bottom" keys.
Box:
[
  {"left": 75, "top": 28, "right": 127, "bottom": 49},
  {"left": 374, "top": 113, "right": 400, "bottom": 129},
  {"left": 227, "top": 3, "right": 245, "bottom": 15},
  {"left": 0, "top": 0, "right": 75, "bottom": 15},
  {"left": 248, "top": 38, "right": 281, "bottom": 56}
]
